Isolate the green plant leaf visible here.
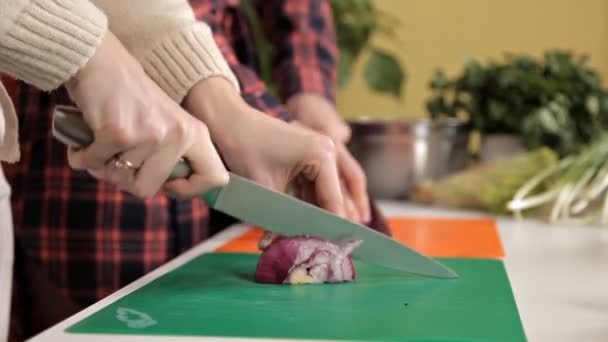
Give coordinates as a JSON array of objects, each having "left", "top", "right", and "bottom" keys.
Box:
[
  {"left": 463, "top": 60, "right": 486, "bottom": 88},
  {"left": 536, "top": 107, "right": 561, "bottom": 134},
  {"left": 488, "top": 100, "right": 507, "bottom": 121},
  {"left": 337, "top": 50, "right": 354, "bottom": 88},
  {"left": 363, "top": 48, "right": 405, "bottom": 98},
  {"left": 332, "top": 0, "right": 376, "bottom": 59},
  {"left": 586, "top": 95, "right": 600, "bottom": 116},
  {"left": 429, "top": 69, "right": 449, "bottom": 89},
  {"left": 426, "top": 96, "right": 446, "bottom": 117},
  {"left": 425, "top": 48, "right": 608, "bottom": 157}
]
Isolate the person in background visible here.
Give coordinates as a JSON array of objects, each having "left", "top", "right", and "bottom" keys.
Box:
[
  {"left": 1, "top": 0, "right": 353, "bottom": 340},
  {"left": 191, "top": 0, "right": 372, "bottom": 224}
]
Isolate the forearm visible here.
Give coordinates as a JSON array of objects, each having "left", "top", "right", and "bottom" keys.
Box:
[
  {"left": 183, "top": 31, "right": 290, "bottom": 126},
  {"left": 221, "top": 51, "right": 290, "bottom": 121},
  {"left": 0, "top": 0, "right": 107, "bottom": 91},
  {"left": 183, "top": 77, "right": 248, "bottom": 138},
  {"left": 93, "top": 0, "right": 239, "bottom": 102}
]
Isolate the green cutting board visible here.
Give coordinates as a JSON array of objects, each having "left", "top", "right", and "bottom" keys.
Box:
[{"left": 66, "top": 253, "right": 526, "bottom": 341}]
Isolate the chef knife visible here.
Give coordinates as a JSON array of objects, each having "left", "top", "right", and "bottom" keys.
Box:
[{"left": 51, "top": 105, "right": 458, "bottom": 278}]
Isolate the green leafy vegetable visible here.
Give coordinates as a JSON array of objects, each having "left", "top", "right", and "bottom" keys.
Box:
[{"left": 427, "top": 50, "right": 608, "bottom": 156}]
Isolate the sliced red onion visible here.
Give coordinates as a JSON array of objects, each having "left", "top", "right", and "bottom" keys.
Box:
[
  {"left": 258, "top": 231, "right": 280, "bottom": 250},
  {"left": 254, "top": 236, "right": 362, "bottom": 284}
]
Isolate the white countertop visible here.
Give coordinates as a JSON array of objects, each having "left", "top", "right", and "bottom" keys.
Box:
[
  {"left": 29, "top": 201, "right": 608, "bottom": 342},
  {"left": 380, "top": 202, "right": 608, "bottom": 342}
]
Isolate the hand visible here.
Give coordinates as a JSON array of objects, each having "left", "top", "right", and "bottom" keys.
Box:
[
  {"left": 65, "top": 32, "right": 228, "bottom": 198},
  {"left": 0, "top": 95, "right": 4, "bottom": 142},
  {"left": 184, "top": 78, "right": 345, "bottom": 217},
  {"left": 286, "top": 93, "right": 351, "bottom": 143},
  {"left": 287, "top": 93, "right": 370, "bottom": 223}
]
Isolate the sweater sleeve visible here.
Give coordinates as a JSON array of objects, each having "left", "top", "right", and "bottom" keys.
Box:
[
  {"left": 0, "top": 0, "right": 108, "bottom": 91},
  {"left": 93, "top": 0, "right": 240, "bottom": 103},
  {"left": 0, "top": 81, "right": 19, "bottom": 163}
]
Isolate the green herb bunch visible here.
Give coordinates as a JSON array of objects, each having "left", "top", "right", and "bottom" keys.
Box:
[{"left": 427, "top": 50, "right": 608, "bottom": 156}]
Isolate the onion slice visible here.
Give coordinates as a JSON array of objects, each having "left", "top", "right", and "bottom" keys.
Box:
[{"left": 254, "top": 236, "right": 362, "bottom": 284}]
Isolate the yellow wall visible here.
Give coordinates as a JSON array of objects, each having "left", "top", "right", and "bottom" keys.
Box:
[{"left": 337, "top": 0, "right": 608, "bottom": 119}]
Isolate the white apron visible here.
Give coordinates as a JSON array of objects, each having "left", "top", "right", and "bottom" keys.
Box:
[
  {"left": 0, "top": 167, "right": 13, "bottom": 342},
  {"left": 0, "top": 82, "right": 14, "bottom": 342}
]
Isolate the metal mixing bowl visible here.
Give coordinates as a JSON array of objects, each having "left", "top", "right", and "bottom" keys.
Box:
[{"left": 347, "top": 117, "right": 471, "bottom": 199}]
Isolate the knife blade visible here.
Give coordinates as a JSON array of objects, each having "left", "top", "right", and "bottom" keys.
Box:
[{"left": 51, "top": 105, "right": 458, "bottom": 278}]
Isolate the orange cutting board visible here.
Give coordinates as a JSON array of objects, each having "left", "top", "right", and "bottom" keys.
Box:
[{"left": 216, "top": 217, "right": 504, "bottom": 258}]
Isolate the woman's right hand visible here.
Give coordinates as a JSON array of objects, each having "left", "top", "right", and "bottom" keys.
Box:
[
  {"left": 65, "top": 32, "right": 228, "bottom": 198},
  {"left": 184, "top": 78, "right": 345, "bottom": 218}
]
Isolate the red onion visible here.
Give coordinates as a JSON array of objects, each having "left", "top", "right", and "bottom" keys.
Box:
[{"left": 254, "top": 236, "right": 361, "bottom": 284}]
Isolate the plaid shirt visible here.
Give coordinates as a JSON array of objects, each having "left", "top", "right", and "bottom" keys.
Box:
[
  {"left": 5, "top": 1, "right": 337, "bottom": 340},
  {"left": 195, "top": 0, "right": 338, "bottom": 118}
]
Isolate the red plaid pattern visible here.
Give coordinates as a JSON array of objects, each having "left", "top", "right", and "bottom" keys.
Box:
[
  {"left": 251, "top": 0, "right": 338, "bottom": 103},
  {"left": 192, "top": 0, "right": 338, "bottom": 115},
  {"left": 5, "top": 1, "right": 337, "bottom": 340}
]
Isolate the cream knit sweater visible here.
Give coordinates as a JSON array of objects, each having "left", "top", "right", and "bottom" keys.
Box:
[
  {"left": 0, "top": 1, "right": 239, "bottom": 340},
  {"left": 0, "top": 0, "right": 240, "bottom": 163}
]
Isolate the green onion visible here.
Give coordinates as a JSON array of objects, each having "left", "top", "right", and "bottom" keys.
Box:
[{"left": 508, "top": 135, "right": 608, "bottom": 225}]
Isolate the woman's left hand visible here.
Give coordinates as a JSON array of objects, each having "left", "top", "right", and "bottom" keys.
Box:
[
  {"left": 287, "top": 93, "right": 370, "bottom": 224},
  {"left": 184, "top": 78, "right": 346, "bottom": 218}
]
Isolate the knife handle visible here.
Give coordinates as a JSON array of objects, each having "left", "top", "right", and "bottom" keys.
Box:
[{"left": 51, "top": 105, "right": 220, "bottom": 204}]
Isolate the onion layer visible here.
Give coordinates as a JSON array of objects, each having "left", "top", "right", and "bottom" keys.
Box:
[{"left": 254, "top": 236, "right": 361, "bottom": 284}]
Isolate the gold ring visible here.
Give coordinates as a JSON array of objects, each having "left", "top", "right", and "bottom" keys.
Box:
[{"left": 114, "top": 158, "right": 138, "bottom": 170}]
